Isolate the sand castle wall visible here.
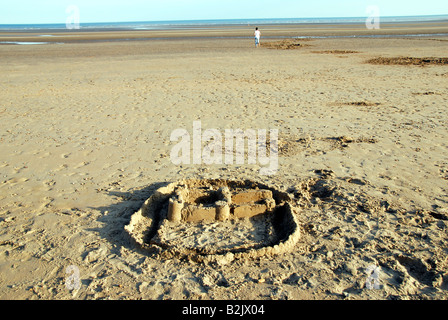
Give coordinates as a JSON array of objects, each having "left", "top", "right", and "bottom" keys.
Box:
[{"left": 125, "top": 179, "right": 301, "bottom": 263}]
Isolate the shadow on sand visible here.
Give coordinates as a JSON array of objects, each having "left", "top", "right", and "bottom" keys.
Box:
[{"left": 88, "top": 181, "right": 171, "bottom": 255}]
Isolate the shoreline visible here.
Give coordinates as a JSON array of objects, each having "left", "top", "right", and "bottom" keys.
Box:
[{"left": 1, "top": 21, "right": 448, "bottom": 44}]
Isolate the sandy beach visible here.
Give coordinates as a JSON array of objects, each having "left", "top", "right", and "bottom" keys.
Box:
[{"left": 1, "top": 22, "right": 448, "bottom": 300}]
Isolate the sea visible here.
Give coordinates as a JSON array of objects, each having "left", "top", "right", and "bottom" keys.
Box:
[{"left": 1, "top": 15, "right": 448, "bottom": 44}]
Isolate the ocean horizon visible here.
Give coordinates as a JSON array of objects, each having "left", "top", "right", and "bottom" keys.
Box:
[{"left": 1, "top": 14, "right": 448, "bottom": 31}]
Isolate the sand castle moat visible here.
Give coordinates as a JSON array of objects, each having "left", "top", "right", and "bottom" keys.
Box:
[{"left": 125, "top": 179, "right": 301, "bottom": 263}]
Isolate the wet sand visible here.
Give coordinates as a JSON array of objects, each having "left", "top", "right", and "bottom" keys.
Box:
[
  {"left": 1, "top": 19, "right": 448, "bottom": 43},
  {"left": 0, "top": 24, "right": 448, "bottom": 300}
]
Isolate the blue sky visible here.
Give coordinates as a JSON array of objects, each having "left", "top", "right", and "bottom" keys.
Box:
[{"left": 1, "top": 0, "right": 447, "bottom": 24}]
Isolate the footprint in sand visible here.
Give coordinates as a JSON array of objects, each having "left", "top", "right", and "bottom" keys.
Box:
[
  {"left": 43, "top": 179, "right": 56, "bottom": 188},
  {"left": 2, "top": 177, "right": 29, "bottom": 186},
  {"left": 74, "top": 161, "right": 90, "bottom": 169}
]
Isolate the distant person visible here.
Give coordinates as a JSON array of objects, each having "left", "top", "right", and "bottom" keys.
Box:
[{"left": 254, "top": 27, "right": 261, "bottom": 48}]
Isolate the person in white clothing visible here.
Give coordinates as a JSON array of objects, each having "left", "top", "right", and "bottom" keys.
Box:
[{"left": 254, "top": 27, "right": 261, "bottom": 48}]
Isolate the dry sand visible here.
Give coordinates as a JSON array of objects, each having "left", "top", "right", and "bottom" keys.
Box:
[{"left": 0, "top": 24, "right": 448, "bottom": 300}]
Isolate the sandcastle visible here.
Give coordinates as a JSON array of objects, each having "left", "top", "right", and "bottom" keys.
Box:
[
  {"left": 167, "top": 186, "right": 276, "bottom": 223},
  {"left": 125, "top": 179, "right": 301, "bottom": 263}
]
